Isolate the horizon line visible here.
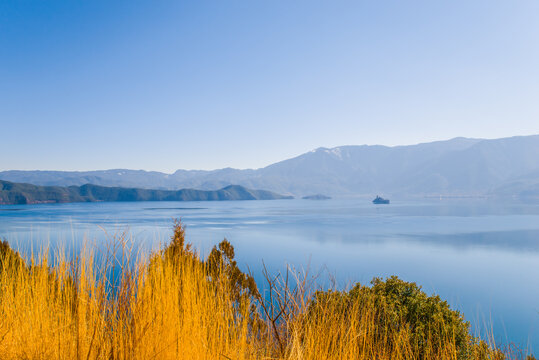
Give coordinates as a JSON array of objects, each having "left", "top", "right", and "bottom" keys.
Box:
[{"left": 1, "top": 133, "right": 537, "bottom": 174}]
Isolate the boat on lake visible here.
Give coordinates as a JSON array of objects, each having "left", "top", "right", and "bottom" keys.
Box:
[{"left": 372, "top": 195, "right": 390, "bottom": 204}]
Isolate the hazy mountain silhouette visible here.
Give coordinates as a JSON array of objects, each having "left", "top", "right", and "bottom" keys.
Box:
[
  {"left": 0, "top": 181, "right": 292, "bottom": 205},
  {"left": 2, "top": 135, "right": 539, "bottom": 198}
]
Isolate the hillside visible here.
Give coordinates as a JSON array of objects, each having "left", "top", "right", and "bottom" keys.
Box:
[
  {"left": 0, "top": 181, "right": 293, "bottom": 205},
  {"left": 2, "top": 135, "right": 539, "bottom": 197}
]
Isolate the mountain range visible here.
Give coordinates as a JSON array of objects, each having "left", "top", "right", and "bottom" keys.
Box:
[
  {"left": 0, "top": 181, "right": 292, "bottom": 205},
  {"left": 2, "top": 135, "right": 539, "bottom": 199}
]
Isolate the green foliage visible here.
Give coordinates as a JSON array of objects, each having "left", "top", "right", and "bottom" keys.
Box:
[
  {"left": 357, "top": 276, "right": 469, "bottom": 353},
  {"left": 206, "top": 238, "right": 258, "bottom": 300},
  {"left": 309, "top": 276, "right": 503, "bottom": 360}
]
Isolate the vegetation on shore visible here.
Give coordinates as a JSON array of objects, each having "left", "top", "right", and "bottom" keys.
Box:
[{"left": 0, "top": 222, "right": 534, "bottom": 359}]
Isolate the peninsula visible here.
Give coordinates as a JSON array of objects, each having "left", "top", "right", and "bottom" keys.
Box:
[{"left": 0, "top": 180, "right": 293, "bottom": 205}]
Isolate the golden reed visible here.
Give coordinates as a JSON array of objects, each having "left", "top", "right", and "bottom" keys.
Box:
[{"left": 0, "top": 223, "right": 529, "bottom": 360}]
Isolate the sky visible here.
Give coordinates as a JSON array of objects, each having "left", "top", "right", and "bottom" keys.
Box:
[{"left": 1, "top": 0, "right": 539, "bottom": 172}]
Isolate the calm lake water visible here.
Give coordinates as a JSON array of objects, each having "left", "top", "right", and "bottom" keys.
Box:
[{"left": 0, "top": 198, "right": 538, "bottom": 351}]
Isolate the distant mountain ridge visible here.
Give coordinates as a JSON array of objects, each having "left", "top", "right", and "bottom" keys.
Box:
[
  {"left": 0, "top": 181, "right": 293, "bottom": 205},
  {"left": 2, "top": 135, "right": 539, "bottom": 198}
]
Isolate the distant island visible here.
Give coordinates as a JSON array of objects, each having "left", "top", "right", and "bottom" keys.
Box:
[
  {"left": 0, "top": 180, "right": 293, "bottom": 205},
  {"left": 302, "top": 194, "right": 331, "bottom": 200}
]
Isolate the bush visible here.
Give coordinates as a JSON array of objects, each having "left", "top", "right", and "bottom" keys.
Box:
[{"left": 307, "top": 276, "right": 503, "bottom": 360}]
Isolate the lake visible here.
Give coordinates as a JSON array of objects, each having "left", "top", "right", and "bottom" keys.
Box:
[{"left": 0, "top": 198, "right": 538, "bottom": 352}]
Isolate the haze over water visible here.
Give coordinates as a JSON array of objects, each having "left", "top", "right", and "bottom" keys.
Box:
[{"left": 1, "top": 198, "right": 537, "bottom": 351}]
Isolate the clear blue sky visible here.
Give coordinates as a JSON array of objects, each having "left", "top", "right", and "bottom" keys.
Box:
[{"left": 1, "top": 1, "right": 539, "bottom": 172}]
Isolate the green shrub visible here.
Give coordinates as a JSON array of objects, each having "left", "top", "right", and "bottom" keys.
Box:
[{"left": 309, "top": 276, "right": 503, "bottom": 359}]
